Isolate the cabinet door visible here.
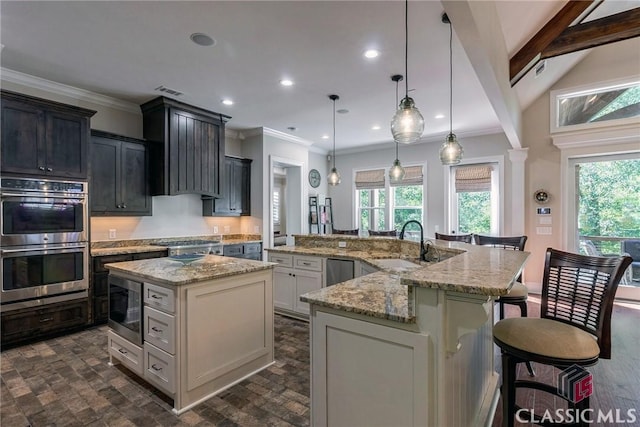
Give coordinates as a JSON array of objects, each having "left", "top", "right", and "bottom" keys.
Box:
[
  {"left": 214, "top": 157, "right": 233, "bottom": 214},
  {"left": 294, "top": 270, "right": 323, "bottom": 315},
  {"left": 91, "top": 137, "right": 120, "bottom": 213},
  {"left": 121, "top": 141, "right": 151, "bottom": 215},
  {"left": 45, "top": 110, "right": 89, "bottom": 179},
  {"left": 239, "top": 159, "right": 251, "bottom": 215},
  {"left": 273, "top": 267, "right": 296, "bottom": 311},
  {"left": 1, "top": 98, "right": 46, "bottom": 175},
  {"left": 169, "top": 109, "right": 220, "bottom": 196}
]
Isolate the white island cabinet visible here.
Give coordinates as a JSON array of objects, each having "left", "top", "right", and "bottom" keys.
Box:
[
  {"left": 272, "top": 234, "right": 529, "bottom": 427},
  {"left": 105, "top": 255, "right": 274, "bottom": 414}
]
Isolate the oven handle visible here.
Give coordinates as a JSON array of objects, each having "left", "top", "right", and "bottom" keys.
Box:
[
  {"left": 0, "top": 244, "right": 87, "bottom": 254},
  {"left": 0, "top": 192, "right": 86, "bottom": 200}
]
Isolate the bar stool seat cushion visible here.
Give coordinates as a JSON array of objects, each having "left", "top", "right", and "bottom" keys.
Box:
[
  {"left": 500, "top": 281, "right": 527, "bottom": 299},
  {"left": 494, "top": 318, "right": 600, "bottom": 361}
]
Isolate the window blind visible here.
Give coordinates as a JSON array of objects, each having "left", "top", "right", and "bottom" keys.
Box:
[
  {"left": 390, "top": 165, "right": 423, "bottom": 187},
  {"left": 355, "top": 169, "right": 385, "bottom": 189},
  {"left": 455, "top": 164, "right": 493, "bottom": 192}
]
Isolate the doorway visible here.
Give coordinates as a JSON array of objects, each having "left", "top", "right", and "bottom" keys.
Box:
[
  {"left": 569, "top": 154, "right": 640, "bottom": 300},
  {"left": 269, "top": 156, "right": 304, "bottom": 249}
]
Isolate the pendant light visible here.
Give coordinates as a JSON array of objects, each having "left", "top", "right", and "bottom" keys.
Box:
[
  {"left": 439, "top": 13, "right": 464, "bottom": 165},
  {"left": 389, "top": 74, "right": 406, "bottom": 183},
  {"left": 327, "top": 94, "right": 341, "bottom": 186},
  {"left": 391, "top": 0, "right": 424, "bottom": 145}
]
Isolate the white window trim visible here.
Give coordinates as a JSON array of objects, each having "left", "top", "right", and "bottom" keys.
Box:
[
  {"left": 444, "top": 155, "right": 504, "bottom": 235},
  {"left": 550, "top": 76, "right": 640, "bottom": 134},
  {"left": 353, "top": 162, "right": 427, "bottom": 231}
]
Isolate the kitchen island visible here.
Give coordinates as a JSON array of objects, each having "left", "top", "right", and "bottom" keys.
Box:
[
  {"left": 269, "top": 235, "right": 529, "bottom": 427},
  {"left": 105, "top": 255, "right": 274, "bottom": 414}
]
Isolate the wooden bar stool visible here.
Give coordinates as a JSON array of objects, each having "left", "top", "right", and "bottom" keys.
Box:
[
  {"left": 494, "top": 248, "right": 631, "bottom": 427},
  {"left": 474, "top": 235, "right": 528, "bottom": 319},
  {"left": 332, "top": 228, "right": 359, "bottom": 235},
  {"left": 368, "top": 229, "right": 397, "bottom": 237},
  {"left": 434, "top": 232, "right": 473, "bottom": 243}
]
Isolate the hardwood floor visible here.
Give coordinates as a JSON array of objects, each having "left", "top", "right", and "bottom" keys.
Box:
[{"left": 2, "top": 300, "right": 639, "bottom": 426}]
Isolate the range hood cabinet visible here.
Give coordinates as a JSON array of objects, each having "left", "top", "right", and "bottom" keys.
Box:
[{"left": 140, "top": 96, "right": 230, "bottom": 197}]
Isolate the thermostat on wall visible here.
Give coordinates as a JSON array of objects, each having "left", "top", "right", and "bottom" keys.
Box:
[{"left": 537, "top": 207, "right": 551, "bottom": 215}]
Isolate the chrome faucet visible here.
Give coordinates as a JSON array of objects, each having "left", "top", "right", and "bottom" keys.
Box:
[{"left": 399, "top": 220, "right": 427, "bottom": 261}]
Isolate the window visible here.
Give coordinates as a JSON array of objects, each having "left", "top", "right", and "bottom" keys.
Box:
[
  {"left": 449, "top": 163, "right": 499, "bottom": 235},
  {"left": 551, "top": 78, "right": 640, "bottom": 132},
  {"left": 356, "top": 165, "right": 423, "bottom": 233}
]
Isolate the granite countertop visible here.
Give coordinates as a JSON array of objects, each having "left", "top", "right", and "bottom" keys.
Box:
[
  {"left": 105, "top": 255, "right": 274, "bottom": 286},
  {"left": 91, "top": 245, "right": 168, "bottom": 257},
  {"left": 91, "top": 234, "right": 262, "bottom": 257},
  {"left": 270, "top": 239, "right": 529, "bottom": 323}
]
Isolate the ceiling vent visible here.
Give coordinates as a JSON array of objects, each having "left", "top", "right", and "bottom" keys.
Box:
[
  {"left": 154, "top": 86, "right": 184, "bottom": 97},
  {"left": 535, "top": 60, "right": 546, "bottom": 78}
]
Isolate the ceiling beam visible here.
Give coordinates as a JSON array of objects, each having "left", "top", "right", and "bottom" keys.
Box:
[
  {"left": 542, "top": 8, "right": 640, "bottom": 59},
  {"left": 509, "top": 0, "right": 598, "bottom": 86}
]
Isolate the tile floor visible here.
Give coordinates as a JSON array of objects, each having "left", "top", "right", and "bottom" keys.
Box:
[{"left": 1, "top": 315, "right": 310, "bottom": 427}]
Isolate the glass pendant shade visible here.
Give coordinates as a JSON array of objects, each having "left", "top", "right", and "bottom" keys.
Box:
[
  {"left": 389, "top": 159, "right": 406, "bottom": 183},
  {"left": 439, "top": 132, "right": 464, "bottom": 165},
  {"left": 327, "top": 167, "right": 341, "bottom": 186},
  {"left": 391, "top": 97, "right": 425, "bottom": 144}
]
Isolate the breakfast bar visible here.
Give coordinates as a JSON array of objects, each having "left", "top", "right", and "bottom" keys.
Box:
[{"left": 269, "top": 235, "right": 529, "bottom": 427}]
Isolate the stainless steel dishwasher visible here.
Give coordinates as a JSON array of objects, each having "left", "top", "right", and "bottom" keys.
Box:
[{"left": 326, "top": 258, "right": 355, "bottom": 286}]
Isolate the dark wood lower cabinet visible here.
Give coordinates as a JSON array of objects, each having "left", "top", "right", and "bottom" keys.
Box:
[
  {"left": 1, "top": 299, "right": 89, "bottom": 349},
  {"left": 91, "top": 250, "right": 167, "bottom": 325},
  {"left": 223, "top": 242, "right": 262, "bottom": 260}
]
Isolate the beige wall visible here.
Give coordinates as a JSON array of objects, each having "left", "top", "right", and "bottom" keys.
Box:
[{"left": 522, "top": 37, "right": 640, "bottom": 287}]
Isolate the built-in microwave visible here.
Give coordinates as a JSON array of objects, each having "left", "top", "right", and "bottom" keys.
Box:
[
  {"left": 108, "top": 276, "right": 143, "bottom": 345},
  {"left": 1, "top": 177, "right": 88, "bottom": 247}
]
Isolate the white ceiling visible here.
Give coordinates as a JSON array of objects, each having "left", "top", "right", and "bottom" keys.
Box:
[{"left": 0, "top": 1, "right": 634, "bottom": 153}]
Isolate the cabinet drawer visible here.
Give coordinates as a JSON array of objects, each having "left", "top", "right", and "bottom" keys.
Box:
[
  {"left": 144, "top": 283, "right": 175, "bottom": 314},
  {"left": 144, "top": 343, "right": 175, "bottom": 395},
  {"left": 144, "top": 306, "right": 175, "bottom": 354},
  {"left": 269, "top": 253, "right": 293, "bottom": 268},
  {"left": 108, "top": 330, "right": 143, "bottom": 376},
  {"left": 244, "top": 243, "right": 261, "bottom": 254},
  {"left": 94, "top": 254, "right": 133, "bottom": 273},
  {"left": 294, "top": 256, "right": 323, "bottom": 271}
]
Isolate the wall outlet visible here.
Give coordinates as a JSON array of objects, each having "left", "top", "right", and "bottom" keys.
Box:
[
  {"left": 224, "top": 225, "right": 231, "bottom": 233},
  {"left": 213, "top": 226, "right": 219, "bottom": 234},
  {"left": 108, "top": 229, "right": 117, "bottom": 239},
  {"left": 536, "top": 226, "right": 552, "bottom": 235},
  {"left": 254, "top": 225, "right": 260, "bottom": 233},
  {"left": 338, "top": 241, "right": 347, "bottom": 248}
]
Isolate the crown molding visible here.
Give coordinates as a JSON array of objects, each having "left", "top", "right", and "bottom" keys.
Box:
[
  {"left": 263, "top": 127, "right": 314, "bottom": 147},
  {"left": 0, "top": 67, "right": 140, "bottom": 114},
  {"left": 552, "top": 122, "right": 640, "bottom": 150}
]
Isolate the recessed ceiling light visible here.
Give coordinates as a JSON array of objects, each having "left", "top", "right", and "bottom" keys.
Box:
[
  {"left": 190, "top": 33, "right": 215, "bottom": 47},
  {"left": 435, "top": 114, "right": 445, "bottom": 119},
  {"left": 280, "top": 79, "right": 294, "bottom": 87},
  {"left": 222, "top": 99, "right": 234, "bottom": 106},
  {"left": 364, "top": 49, "right": 379, "bottom": 59},
  {"left": 372, "top": 125, "right": 381, "bottom": 130},
  {"left": 321, "top": 135, "right": 329, "bottom": 140}
]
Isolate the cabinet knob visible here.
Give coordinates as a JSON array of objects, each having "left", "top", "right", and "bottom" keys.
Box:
[
  {"left": 121, "top": 204, "right": 127, "bottom": 209},
  {"left": 39, "top": 166, "right": 46, "bottom": 171},
  {"left": 46, "top": 167, "right": 53, "bottom": 172}
]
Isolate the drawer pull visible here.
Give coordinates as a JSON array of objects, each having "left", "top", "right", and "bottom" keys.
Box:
[
  {"left": 150, "top": 294, "right": 162, "bottom": 299},
  {"left": 151, "top": 364, "right": 163, "bottom": 372},
  {"left": 39, "top": 317, "right": 54, "bottom": 323},
  {"left": 302, "top": 262, "right": 311, "bottom": 265},
  {"left": 151, "top": 326, "right": 163, "bottom": 333},
  {"left": 118, "top": 348, "right": 128, "bottom": 355}
]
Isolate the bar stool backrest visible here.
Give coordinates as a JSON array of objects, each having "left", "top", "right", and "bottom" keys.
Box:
[
  {"left": 434, "top": 232, "right": 472, "bottom": 243},
  {"left": 332, "top": 229, "right": 359, "bottom": 235},
  {"left": 541, "top": 248, "right": 632, "bottom": 359},
  {"left": 474, "top": 235, "right": 527, "bottom": 282}
]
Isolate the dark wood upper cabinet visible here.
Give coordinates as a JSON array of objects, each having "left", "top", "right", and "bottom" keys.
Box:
[
  {"left": 90, "top": 130, "right": 151, "bottom": 216},
  {"left": 203, "top": 156, "right": 252, "bottom": 216},
  {"left": 140, "top": 96, "right": 230, "bottom": 197},
  {"left": 1, "top": 90, "right": 95, "bottom": 179}
]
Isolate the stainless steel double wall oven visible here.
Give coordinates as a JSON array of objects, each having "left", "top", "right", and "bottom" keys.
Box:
[{"left": 1, "top": 177, "right": 89, "bottom": 311}]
